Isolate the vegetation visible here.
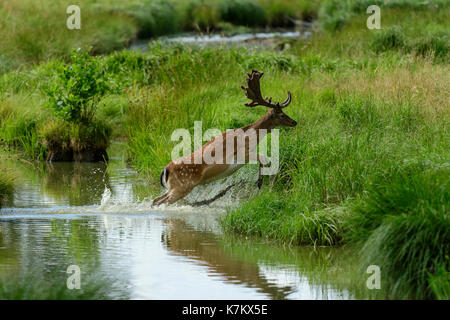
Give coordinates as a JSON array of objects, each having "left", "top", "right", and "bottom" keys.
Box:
[
  {"left": 42, "top": 50, "right": 112, "bottom": 161},
  {"left": 0, "top": 0, "right": 448, "bottom": 299},
  {"left": 0, "top": 0, "right": 321, "bottom": 72}
]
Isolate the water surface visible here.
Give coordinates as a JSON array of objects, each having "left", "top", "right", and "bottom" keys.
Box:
[{"left": 0, "top": 144, "right": 376, "bottom": 299}]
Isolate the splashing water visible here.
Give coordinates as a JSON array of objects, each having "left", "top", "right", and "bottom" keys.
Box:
[{"left": 100, "top": 186, "right": 112, "bottom": 209}]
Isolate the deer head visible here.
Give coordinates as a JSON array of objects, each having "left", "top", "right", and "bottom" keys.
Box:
[{"left": 241, "top": 70, "right": 297, "bottom": 128}]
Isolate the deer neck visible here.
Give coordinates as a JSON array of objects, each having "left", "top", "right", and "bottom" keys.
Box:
[
  {"left": 247, "top": 111, "right": 277, "bottom": 131},
  {"left": 240, "top": 111, "right": 276, "bottom": 143}
]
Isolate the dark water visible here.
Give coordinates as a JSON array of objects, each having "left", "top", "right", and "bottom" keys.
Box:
[{"left": 0, "top": 143, "right": 378, "bottom": 299}]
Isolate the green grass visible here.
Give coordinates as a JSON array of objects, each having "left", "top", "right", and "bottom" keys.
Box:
[
  {"left": 318, "top": 0, "right": 450, "bottom": 32},
  {"left": 345, "top": 167, "right": 449, "bottom": 299},
  {"left": 0, "top": 0, "right": 321, "bottom": 72},
  {"left": 221, "top": 192, "right": 348, "bottom": 246}
]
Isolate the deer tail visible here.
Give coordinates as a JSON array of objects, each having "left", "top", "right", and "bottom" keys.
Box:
[{"left": 160, "top": 167, "right": 170, "bottom": 189}]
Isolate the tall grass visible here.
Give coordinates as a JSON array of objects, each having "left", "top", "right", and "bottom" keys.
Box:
[
  {"left": 218, "top": 0, "right": 267, "bottom": 27},
  {"left": 0, "top": 0, "right": 322, "bottom": 72},
  {"left": 221, "top": 192, "right": 348, "bottom": 245},
  {"left": 127, "top": 1, "right": 179, "bottom": 38},
  {"left": 345, "top": 167, "right": 449, "bottom": 299},
  {"left": 179, "top": 0, "right": 221, "bottom": 31},
  {"left": 0, "top": 0, "right": 137, "bottom": 71},
  {"left": 318, "top": 0, "right": 450, "bottom": 32}
]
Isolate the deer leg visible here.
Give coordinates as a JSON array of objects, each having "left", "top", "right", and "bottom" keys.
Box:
[
  {"left": 152, "top": 192, "right": 170, "bottom": 206},
  {"left": 165, "top": 186, "right": 193, "bottom": 204},
  {"left": 153, "top": 184, "right": 194, "bottom": 206},
  {"left": 257, "top": 154, "right": 270, "bottom": 189}
]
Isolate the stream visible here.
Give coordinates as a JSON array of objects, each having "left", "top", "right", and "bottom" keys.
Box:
[
  {"left": 0, "top": 143, "right": 379, "bottom": 299},
  {"left": 130, "top": 24, "right": 313, "bottom": 50}
]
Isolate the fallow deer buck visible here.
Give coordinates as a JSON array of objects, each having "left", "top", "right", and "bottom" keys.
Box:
[{"left": 152, "top": 70, "right": 297, "bottom": 206}]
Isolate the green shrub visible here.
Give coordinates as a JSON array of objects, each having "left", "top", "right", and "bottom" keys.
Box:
[
  {"left": 218, "top": 0, "right": 267, "bottom": 27},
  {"left": 44, "top": 49, "right": 110, "bottom": 124},
  {"left": 298, "top": 1, "right": 319, "bottom": 22}
]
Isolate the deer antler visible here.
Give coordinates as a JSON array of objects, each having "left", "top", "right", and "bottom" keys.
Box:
[{"left": 241, "top": 70, "right": 291, "bottom": 108}]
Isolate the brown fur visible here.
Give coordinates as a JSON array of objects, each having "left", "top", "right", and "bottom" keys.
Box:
[{"left": 153, "top": 108, "right": 297, "bottom": 205}]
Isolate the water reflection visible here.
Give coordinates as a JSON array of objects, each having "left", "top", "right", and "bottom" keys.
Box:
[
  {"left": 162, "top": 219, "right": 293, "bottom": 299},
  {"left": 0, "top": 144, "right": 380, "bottom": 300},
  {"left": 43, "top": 162, "right": 111, "bottom": 206},
  {"left": 0, "top": 212, "right": 374, "bottom": 299},
  {"left": 0, "top": 161, "right": 111, "bottom": 208}
]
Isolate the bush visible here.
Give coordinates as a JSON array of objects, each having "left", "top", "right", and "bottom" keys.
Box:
[
  {"left": 44, "top": 49, "right": 110, "bottom": 124},
  {"left": 218, "top": 0, "right": 267, "bottom": 27}
]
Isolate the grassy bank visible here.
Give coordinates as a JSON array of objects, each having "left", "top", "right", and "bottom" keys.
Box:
[{"left": 0, "top": 0, "right": 448, "bottom": 299}]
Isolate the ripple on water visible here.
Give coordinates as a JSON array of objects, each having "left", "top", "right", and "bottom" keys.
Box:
[{"left": 0, "top": 147, "right": 365, "bottom": 300}]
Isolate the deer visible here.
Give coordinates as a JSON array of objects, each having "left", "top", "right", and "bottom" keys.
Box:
[{"left": 152, "top": 70, "right": 297, "bottom": 206}]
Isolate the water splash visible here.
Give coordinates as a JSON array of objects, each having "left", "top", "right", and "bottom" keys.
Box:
[{"left": 100, "top": 186, "right": 112, "bottom": 209}]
